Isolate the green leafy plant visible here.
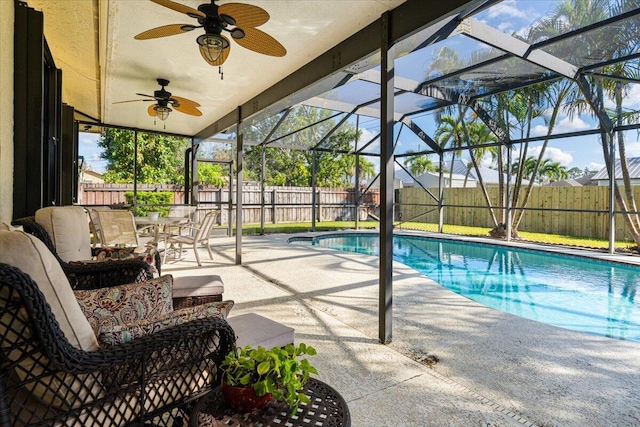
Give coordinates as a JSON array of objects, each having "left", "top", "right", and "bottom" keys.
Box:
[
  {"left": 124, "top": 191, "right": 171, "bottom": 216},
  {"left": 220, "top": 343, "right": 318, "bottom": 415}
]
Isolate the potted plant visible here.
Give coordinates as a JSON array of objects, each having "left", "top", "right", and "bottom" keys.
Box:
[{"left": 220, "top": 343, "right": 318, "bottom": 414}]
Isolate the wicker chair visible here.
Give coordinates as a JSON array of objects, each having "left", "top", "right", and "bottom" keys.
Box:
[
  {"left": 13, "top": 215, "right": 156, "bottom": 289},
  {"left": 0, "top": 230, "right": 236, "bottom": 426}
]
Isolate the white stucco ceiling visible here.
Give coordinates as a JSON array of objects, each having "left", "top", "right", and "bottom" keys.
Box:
[{"left": 29, "top": 0, "right": 407, "bottom": 136}]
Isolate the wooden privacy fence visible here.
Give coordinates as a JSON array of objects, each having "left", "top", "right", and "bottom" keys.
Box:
[
  {"left": 80, "top": 184, "right": 380, "bottom": 225},
  {"left": 79, "top": 184, "right": 188, "bottom": 205},
  {"left": 398, "top": 185, "right": 640, "bottom": 241}
]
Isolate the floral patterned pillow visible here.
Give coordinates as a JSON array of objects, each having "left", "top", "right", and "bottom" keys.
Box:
[
  {"left": 98, "top": 300, "right": 234, "bottom": 346},
  {"left": 74, "top": 275, "right": 174, "bottom": 335}
]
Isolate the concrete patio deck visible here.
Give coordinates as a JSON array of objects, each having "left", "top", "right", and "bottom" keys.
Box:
[{"left": 162, "top": 231, "right": 640, "bottom": 427}]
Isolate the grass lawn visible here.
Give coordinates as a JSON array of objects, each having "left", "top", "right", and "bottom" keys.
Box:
[{"left": 227, "top": 221, "right": 634, "bottom": 251}]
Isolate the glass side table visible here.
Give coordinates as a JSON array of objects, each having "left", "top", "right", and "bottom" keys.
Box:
[{"left": 190, "top": 378, "right": 351, "bottom": 427}]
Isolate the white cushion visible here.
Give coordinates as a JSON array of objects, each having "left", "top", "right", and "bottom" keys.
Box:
[
  {"left": 172, "top": 275, "right": 224, "bottom": 298},
  {"left": 0, "top": 230, "right": 102, "bottom": 410},
  {"left": 1, "top": 222, "right": 22, "bottom": 231},
  {"left": 36, "top": 206, "right": 92, "bottom": 262},
  {"left": 0, "top": 230, "right": 98, "bottom": 351},
  {"left": 227, "top": 313, "right": 294, "bottom": 349}
]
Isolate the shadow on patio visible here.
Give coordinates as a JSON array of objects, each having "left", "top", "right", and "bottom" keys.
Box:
[{"left": 162, "top": 232, "right": 640, "bottom": 427}]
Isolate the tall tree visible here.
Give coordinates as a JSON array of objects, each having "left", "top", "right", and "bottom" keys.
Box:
[
  {"left": 534, "top": 0, "right": 640, "bottom": 245},
  {"left": 243, "top": 106, "right": 374, "bottom": 187},
  {"left": 98, "top": 128, "right": 191, "bottom": 184},
  {"left": 434, "top": 115, "right": 465, "bottom": 186}
]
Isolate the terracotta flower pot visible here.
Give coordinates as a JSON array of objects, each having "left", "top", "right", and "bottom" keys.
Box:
[{"left": 221, "top": 380, "right": 273, "bottom": 413}]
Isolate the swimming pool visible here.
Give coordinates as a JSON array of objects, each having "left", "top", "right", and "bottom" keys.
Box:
[{"left": 292, "top": 233, "right": 640, "bottom": 342}]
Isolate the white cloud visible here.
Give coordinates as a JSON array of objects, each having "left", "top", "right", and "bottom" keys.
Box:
[
  {"left": 622, "top": 141, "right": 640, "bottom": 157},
  {"left": 603, "top": 84, "right": 640, "bottom": 110},
  {"left": 79, "top": 133, "right": 99, "bottom": 146},
  {"left": 358, "top": 128, "right": 378, "bottom": 146},
  {"left": 527, "top": 146, "right": 574, "bottom": 166},
  {"left": 480, "top": 152, "right": 495, "bottom": 168},
  {"left": 589, "top": 162, "right": 605, "bottom": 172},
  {"left": 625, "top": 85, "right": 640, "bottom": 108},
  {"left": 531, "top": 116, "right": 591, "bottom": 136},
  {"left": 497, "top": 22, "right": 513, "bottom": 33},
  {"left": 480, "top": 0, "right": 547, "bottom": 37},
  {"left": 531, "top": 124, "right": 548, "bottom": 136},
  {"left": 358, "top": 128, "right": 378, "bottom": 151},
  {"left": 487, "top": 0, "right": 527, "bottom": 19}
]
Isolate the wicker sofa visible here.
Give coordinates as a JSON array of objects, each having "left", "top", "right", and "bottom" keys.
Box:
[
  {"left": 0, "top": 229, "right": 236, "bottom": 426},
  {"left": 13, "top": 206, "right": 159, "bottom": 288}
]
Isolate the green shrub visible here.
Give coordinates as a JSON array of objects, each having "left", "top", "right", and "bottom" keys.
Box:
[{"left": 124, "top": 191, "right": 172, "bottom": 216}]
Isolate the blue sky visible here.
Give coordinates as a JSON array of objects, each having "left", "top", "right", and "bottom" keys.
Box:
[{"left": 78, "top": 132, "right": 106, "bottom": 173}]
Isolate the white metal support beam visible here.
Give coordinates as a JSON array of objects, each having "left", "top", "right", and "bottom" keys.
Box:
[
  {"left": 302, "top": 96, "right": 403, "bottom": 121},
  {"left": 355, "top": 69, "right": 420, "bottom": 92},
  {"left": 458, "top": 17, "right": 579, "bottom": 79}
]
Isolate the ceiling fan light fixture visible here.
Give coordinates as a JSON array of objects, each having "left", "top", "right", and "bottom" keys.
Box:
[
  {"left": 154, "top": 105, "right": 172, "bottom": 121},
  {"left": 230, "top": 28, "right": 245, "bottom": 39},
  {"left": 197, "top": 33, "right": 229, "bottom": 62}
]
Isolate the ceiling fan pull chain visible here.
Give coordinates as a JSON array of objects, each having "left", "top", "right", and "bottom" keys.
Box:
[{"left": 219, "top": 66, "right": 223, "bottom": 80}]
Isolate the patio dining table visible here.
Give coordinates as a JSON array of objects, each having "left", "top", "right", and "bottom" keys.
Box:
[{"left": 134, "top": 216, "right": 186, "bottom": 244}]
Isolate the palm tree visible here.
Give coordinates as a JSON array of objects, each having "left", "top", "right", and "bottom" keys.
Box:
[
  {"left": 511, "top": 156, "right": 538, "bottom": 181},
  {"left": 344, "top": 155, "right": 375, "bottom": 186},
  {"left": 511, "top": 157, "right": 568, "bottom": 183},
  {"left": 434, "top": 114, "right": 465, "bottom": 187},
  {"left": 403, "top": 151, "right": 438, "bottom": 177},
  {"left": 538, "top": 159, "right": 569, "bottom": 183},
  {"left": 538, "top": 0, "right": 640, "bottom": 245}
]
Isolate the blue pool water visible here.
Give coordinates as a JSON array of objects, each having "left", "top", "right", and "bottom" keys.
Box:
[{"left": 294, "top": 233, "right": 640, "bottom": 341}]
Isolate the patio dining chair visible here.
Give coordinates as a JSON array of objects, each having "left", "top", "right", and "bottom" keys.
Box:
[
  {"left": 94, "top": 209, "right": 153, "bottom": 247},
  {"left": 163, "top": 210, "right": 218, "bottom": 266},
  {"left": 163, "top": 205, "right": 197, "bottom": 239},
  {"left": 86, "top": 206, "right": 112, "bottom": 248},
  {"left": 0, "top": 228, "right": 235, "bottom": 426}
]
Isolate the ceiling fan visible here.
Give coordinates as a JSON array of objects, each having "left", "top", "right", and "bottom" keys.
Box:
[
  {"left": 134, "top": 0, "right": 286, "bottom": 75},
  {"left": 113, "top": 78, "right": 202, "bottom": 123}
]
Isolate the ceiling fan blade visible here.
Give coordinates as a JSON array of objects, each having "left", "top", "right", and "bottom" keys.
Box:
[
  {"left": 135, "top": 93, "right": 158, "bottom": 99},
  {"left": 174, "top": 103, "right": 203, "bottom": 117},
  {"left": 113, "top": 99, "right": 154, "bottom": 104},
  {"left": 235, "top": 27, "right": 286, "bottom": 57},
  {"left": 150, "top": 0, "right": 205, "bottom": 19},
  {"left": 199, "top": 37, "right": 230, "bottom": 66},
  {"left": 170, "top": 95, "right": 201, "bottom": 107},
  {"left": 148, "top": 104, "right": 158, "bottom": 117},
  {"left": 219, "top": 3, "right": 270, "bottom": 28},
  {"left": 134, "top": 23, "right": 194, "bottom": 40}
]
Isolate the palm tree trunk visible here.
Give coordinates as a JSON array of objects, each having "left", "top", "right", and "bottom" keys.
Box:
[
  {"left": 449, "top": 152, "right": 456, "bottom": 188},
  {"left": 513, "top": 102, "right": 563, "bottom": 230},
  {"left": 615, "top": 82, "right": 640, "bottom": 239},
  {"left": 468, "top": 149, "right": 499, "bottom": 227},
  {"left": 602, "top": 129, "right": 640, "bottom": 242},
  {"left": 497, "top": 146, "right": 505, "bottom": 224},
  {"left": 510, "top": 97, "right": 534, "bottom": 229},
  {"left": 463, "top": 164, "right": 471, "bottom": 188},
  {"left": 459, "top": 115, "right": 499, "bottom": 227}
]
